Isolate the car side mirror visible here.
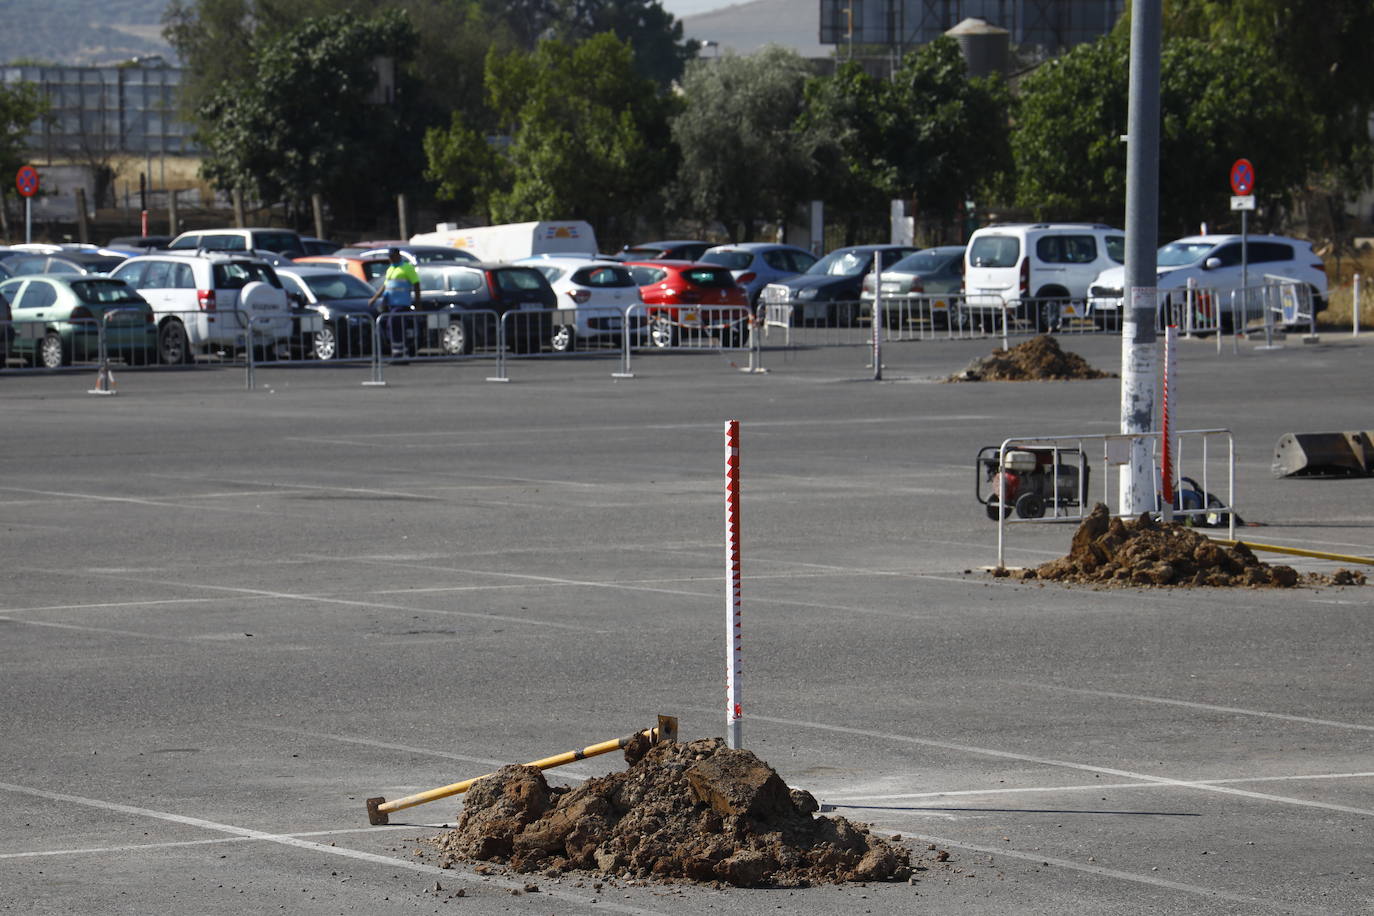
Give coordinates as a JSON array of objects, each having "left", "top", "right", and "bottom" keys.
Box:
[{"left": 1203, "top": 257, "right": 1222, "bottom": 270}]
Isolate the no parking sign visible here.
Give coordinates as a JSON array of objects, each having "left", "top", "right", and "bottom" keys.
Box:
[{"left": 15, "top": 164, "right": 39, "bottom": 198}]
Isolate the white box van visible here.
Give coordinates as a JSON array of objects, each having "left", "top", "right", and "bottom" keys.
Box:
[
  {"left": 410, "top": 221, "right": 597, "bottom": 263},
  {"left": 962, "top": 223, "right": 1124, "bottom": 330}
]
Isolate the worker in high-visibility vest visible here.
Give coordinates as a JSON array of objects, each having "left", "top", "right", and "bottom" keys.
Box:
[{"left": 369, "top": 248, "right": 421, "bottom": 358}]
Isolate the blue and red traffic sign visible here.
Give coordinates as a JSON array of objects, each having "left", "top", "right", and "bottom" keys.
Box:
[
  {"left": 15, "top": 164, "right": 39, "bottom": 198},
  {"left": 1230, "top": 158, "right": 1254, "bottom": 196}
]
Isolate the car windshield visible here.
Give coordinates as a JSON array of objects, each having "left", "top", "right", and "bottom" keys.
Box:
[
  {"left": 72, "top": 279, "right": 142, "bottom": 304},
  {"left": 1157, "top": 241, "right": 1218, "bottom": 267},
  {"left": 683, "top": 267, "right": 735, "bottom": 287},
  {"left": 627, "top": 266, "right": 666, "bottom": 285},
  {"left": 303, "top": 273, "right": 374, "bottom": 299},
  {"left": 889, "top": 251, "right": 949, "bottom": 273},
  {"left": 807, "top": 250, "right": 871, "bottom": 277},
  {"left": 968, "top": 236, "right": 1020, "bottom": 268},
  {"left": 254, "top": 232, "right": 302, "bottom": 253},
  {"left": 701, "top": 250, "right": 752, "bottom": 270},
  {"left": 213, "top": 261, "right": 279, "bottom": 289},
  {"left": 495, "top": 268, "right": 546, "bottom": 291}
]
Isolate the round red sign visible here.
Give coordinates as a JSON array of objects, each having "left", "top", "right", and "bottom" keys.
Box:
[
  {"left": 15, "top": 165, "right": 39, "bottom": 198},
  {"left": 1230, "top": 159, "right": 1254, "bottom": 196}
]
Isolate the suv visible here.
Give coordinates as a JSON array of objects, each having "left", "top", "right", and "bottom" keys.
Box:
[
  {"left": 168, "top": 228, "right": 306, "bottom": 259},
  {"left": 760, "top": 244, "right": 918, "bottom": 325},
  {"left": 416, "top": 263, "right": 556, "bottom": 355},
  {"left": 1087, "top": 234, "right": 1328, "bottom": 331},
  {"left": 962, "top": 223, "right": 1124, "bottom": 329},
  {"left": 111, "top": 253, "right": 293, "bottom": 364}
]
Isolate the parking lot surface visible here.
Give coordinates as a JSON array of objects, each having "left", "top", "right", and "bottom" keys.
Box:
[{"left": 2, "top": 333, "right": 1371, "bottom": 914}]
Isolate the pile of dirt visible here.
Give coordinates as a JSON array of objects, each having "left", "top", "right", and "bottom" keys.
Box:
[
  {"left": 947, "top": 335, "right": 1114, "bottom": 382},
  {"left": 425, "top": 737, "right": 916, "bottom": 887},
  {"left": 1017, "top": 503, "right": 1367, "bottom": 588}
]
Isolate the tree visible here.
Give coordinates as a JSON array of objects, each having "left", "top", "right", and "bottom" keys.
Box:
[
  {"left": 1013, "top": 34, "right": 1313, "bottom": 236},
  {"left": 428, "top": 33, "right": 675, "bottom": 245},
  {"left": 669, "top": 47, "right": 816, "bottom": 241},
  {"left": 799, "top": 38, "right": 1012, "bottom": 243},
  {"left": 0, "top": 82, "right": 47, "bottom": 235},
  {"left": 195, "top": 10, "right": 423, "bottom": 228}
]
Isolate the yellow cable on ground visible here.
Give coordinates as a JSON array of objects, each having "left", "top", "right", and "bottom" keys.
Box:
[{"left": 1209, "top": 538, "right": 1374, "bottom": 567}]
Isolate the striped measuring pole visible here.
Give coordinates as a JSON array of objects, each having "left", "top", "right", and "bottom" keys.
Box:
[
  {"left": 724, "top": 419, "right": 743, "bottom": 749},
  {"left": 1161, "top": 325, "right": 1177, "bottom": 522}
]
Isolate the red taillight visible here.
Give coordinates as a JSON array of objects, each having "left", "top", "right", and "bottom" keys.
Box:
[
  {"left": 569, "top": 289, "right": 591, "bottom": 304},
  {"left": 910, "top": 278, "right": 924, "bottom": 293},
  {"left": 71, "top": 306, "right": 94, "bottom": 321},
  {"left": 1019, "top": 259, "right": 1029, "bottom": 296},
  {"left": 485, "top": 273, "right": 500, "bottom": 300},
  {"left": 738, "top": 272, "right": 756, "bottom": 285},
  {"left": 197, "top": 288, "right": 216, "bottom": 311}
]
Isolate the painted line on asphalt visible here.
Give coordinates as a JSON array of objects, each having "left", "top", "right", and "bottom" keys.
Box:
[
  {"left": 0, "top": 485, "right": 284, "bottom": 517},
  {"left": 898, "top": 830, "right": 1323, "bottom": 915},
  {"left": 0, "top": 616, "right": 203, "bottom": 644},
  {"left": 0, "top": 825, "right": 433, "bottom": 860},
  {"left": 1014, "top": 682, "right": 1374, "bottom": 732},
  {"left": 0, "top": 781, "right": 662, "bottom": 915},
  {"left": 826, "top": 770, "right": 1374, "bottom": 803},
  {"left": 0, "top": 598, "right": 230, "bottom": 614},
  {"left": 744, "top": 713, "right": 1374, "bottom": 818}
]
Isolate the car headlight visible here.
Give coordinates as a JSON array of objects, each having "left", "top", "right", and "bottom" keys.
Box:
[{"left": 797, "top": 287, "right": 820, "bottom": 301}]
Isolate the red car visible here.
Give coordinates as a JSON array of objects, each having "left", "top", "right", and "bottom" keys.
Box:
[{"left": 623, "top": 260, "right": 749, "bottom": 348}]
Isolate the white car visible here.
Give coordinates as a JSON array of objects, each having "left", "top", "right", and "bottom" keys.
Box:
[
  {"left": 1087, "top": 234, "right": 1328, "bottom": 332},
  {"left": 962, "top": 223, "right": 1124, "bottom": 329},
  {"left": 517, "top": 255, "right": 643, "bottom": 351},
  {"left": 110, "top": 252, "right": 293, "bottom": 364}
]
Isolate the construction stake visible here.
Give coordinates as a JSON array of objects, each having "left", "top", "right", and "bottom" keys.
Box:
[
  {"left": 365, "top": 715, "right": 678, "bottom": 826},
  {"left": 1210, "top": 538, "right": 1374, "bottom": 568}
]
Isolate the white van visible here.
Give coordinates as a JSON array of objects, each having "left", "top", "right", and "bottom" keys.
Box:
[
  {"left": 410, "top": 221, "right": 597, "bottom": 263},
  {"left": 962, "top": 223, "right": 1125, "bottom": 329}
]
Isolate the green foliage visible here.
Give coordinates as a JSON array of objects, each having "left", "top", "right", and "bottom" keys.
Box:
[
  {"left": 430, "top": 33, "right": 675, "bottom": 240},
  {"left": 800, "top": 38, "right": 1012, "bottom": 240},
  {"left": 0, "top": 82, "right": 47, "bottom": 183},
  {"left": 195, "top": 10, "right": 422, "bottom": 224},
  {"left": 1013, "top": 34, "right": 1313, "bottom": 235},
  {"left": 669, "top": 47, "right": 817, "bottom": 240}
]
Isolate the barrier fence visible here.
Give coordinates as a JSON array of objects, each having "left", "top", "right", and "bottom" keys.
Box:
[{"left": 978, "top": 428, "right": 1236, "bottom": 569}]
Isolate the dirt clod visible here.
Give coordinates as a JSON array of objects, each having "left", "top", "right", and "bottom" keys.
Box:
[
  {"left": 1026, "top": 504, "right": 1366, "bottom": 588},
  {"left": 426, "top": 738, "right": 919, "bottom": 887},
  {"left": 946, "top": 335, "right": 1113, "bottom": 382}
]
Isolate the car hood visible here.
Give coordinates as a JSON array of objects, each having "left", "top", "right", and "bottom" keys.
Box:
[
  {"left": 772, "top": 274, "right": 860, "bottom": 294},
  {"left": 1092, "top": 264, "right": 1188, "bottom": 289}
]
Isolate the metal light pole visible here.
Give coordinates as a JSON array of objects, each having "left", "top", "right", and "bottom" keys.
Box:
[{"left": 1119, "top": 0, "right": 1162, "bottom": 515}]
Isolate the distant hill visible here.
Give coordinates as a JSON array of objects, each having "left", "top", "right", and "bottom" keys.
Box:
[{"left": 1, "top": 0, "right": 173, "bottom": 66}]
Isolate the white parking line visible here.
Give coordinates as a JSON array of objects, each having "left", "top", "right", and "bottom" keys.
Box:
[
  {"left": 0, "top": 825, "right": 424, "bottom": 860},
  {"left": 898, "top": 830, "right": 1323, "bottom": 914},
  {"left": 744, "top": 713, "right": 1374, "bottom": 818},
  {"left": 0, "top": 781, "right": 662, "bottom": 915},
  {"left": 1014, "top": 682, "right": 1374, "bottom": 732}
]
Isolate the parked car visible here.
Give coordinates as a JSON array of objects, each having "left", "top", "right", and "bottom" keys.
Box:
[
  {"left": 759, "top": 244, "right": 918, "bottom": 325},
  {"left": 624, "top": 260, "right": 749, "bottom": 347},
  {"left": 2, "top": 251, "right": 127, "bottom": 277},
  {"left": 353, "top": 245, "right": 478, "bottom": 265},
  {"left": 298, "top": 237, "right": 341, "bottom": 257},
  {"left": 275, "top": 266, "right": 379, "bottom": 360},
  {"left": 107, "top": 235, "right": 173, "bottom": 251},
  {"left": 110, "top": 252, "right": 293, "bottom": 364},
  {"left": 0, "top": 279, "right": 12, "bottom": 363},
  {"left": 1087, "top": 234, "right": 1328, "bottom": 331},
  {"left": 416, "top": 262, "right": 556, "bottom": 354},
  {"left": 168, "top": 227, "right": 307, "bottom": 258},
  {"left": 0, "top": 275, "right": 157, "bottom": 368},
  {"left": 860, "top": 245, "right": 966, "bottom": 327},
  {"left": 293, "top": 254, "right": 393, "bottom": 290},
  {"left": 613, "top": 240, "right": 712, "bottom": 262},
  {"left": 517, "top": 256, "right": 643, "bottom": 351},
  {"left": 962, "top": 223, "right": 1124, "bottom": 329},
  {"left": 699, "top": 243, "right": 817, "bottom": 307}
]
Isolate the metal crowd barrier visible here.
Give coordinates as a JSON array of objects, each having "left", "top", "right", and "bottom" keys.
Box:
[
  {"left": 983, "top": 428, "right": 1236, "bottom": 569},
  {"left": 1, "top": 313, "right": 158, "bottom": 371}
]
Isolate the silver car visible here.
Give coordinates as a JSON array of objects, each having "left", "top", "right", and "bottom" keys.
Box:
[{"left": 700, "top": 243, "right": 817, "bottom": 307}]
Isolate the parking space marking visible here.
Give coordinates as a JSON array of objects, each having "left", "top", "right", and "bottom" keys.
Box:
[
  {"left": 0, "top": 598, "right": 230, "bottom": 614},
  {"left": 0, "top": 485, "right": 285, "bottom": 517},
  {"left": 825, "top": 770, "right": 1374, "bottom": 803},
  {"left": 0, "top": 825, "right": 431, "bottom": 860},
  {"left": 744, "top": 713, "right": 1374, "bottom": 818},
  {"left": 0, "top": 616, "right": 205, "bottom": 643},
  {"left": 1014, "top": 682, "right": 1374, "bottom": 732},
  {"left": 898, "top": 831, "right": 1322, "bottom": 914},
  {"left": 0, "top": 781, "right": 663, "bottom": 915}
]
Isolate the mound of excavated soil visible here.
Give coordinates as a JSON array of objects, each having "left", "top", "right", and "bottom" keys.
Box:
[
  {"left": 425, "top": 737, "right": 916, "bottom": 887},
  {"left": 947, "top": 334, "right": 1114, "bottom": 382},
  {"left": 1015, "top": 503, "right": 1367, "bottom": 588}
]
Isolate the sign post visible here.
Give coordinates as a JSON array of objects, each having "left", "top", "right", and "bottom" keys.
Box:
[
  {"left": 15, "top": 165, "right": 39, "bottom": 244},
  {"left": 1229, "top": 159, "right": 1254, "bottom": 322}
]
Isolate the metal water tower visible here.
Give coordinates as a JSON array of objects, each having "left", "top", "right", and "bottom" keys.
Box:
[{"left": 946, "top": 17, "right": 1009, "bottom": 77}]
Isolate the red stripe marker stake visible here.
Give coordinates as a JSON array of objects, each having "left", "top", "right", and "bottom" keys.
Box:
[
  {"left": 724, "top": 419, "right": 743, "bottom": 750},
  {"left": 1161, "top": 325, "right": 1177, "bottom": 522}
]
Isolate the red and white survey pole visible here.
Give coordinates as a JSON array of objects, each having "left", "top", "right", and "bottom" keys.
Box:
[
  {"left": 1160, "top": 325, "right": 1177, "bottom": 522},
  {"left": 724, "top": 419, "right": 743, "bottom": 749}
]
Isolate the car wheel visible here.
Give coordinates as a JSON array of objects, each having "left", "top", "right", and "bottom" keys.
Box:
[
  {"left": 158, "top": 319, "right": 190, "bottom": 365},
  {"left": 441, "top": 320, "right": 472, "bottom": 356},
  {"left": 313, "top": 323, "right": 338, "bottom": 361},
  {"left": 39, "top": 331, "right": 68, "bottom": 369},
  {"left": 550, "top": 324, "right": 575, "bottom": 352},
  {"left": 649, "top": 315, "right": 676, "bottom": 349}
]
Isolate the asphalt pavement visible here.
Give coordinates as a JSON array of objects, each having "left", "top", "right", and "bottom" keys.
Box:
[{"left": 1, "top": 330, "right": 1371, "bottom": 914}]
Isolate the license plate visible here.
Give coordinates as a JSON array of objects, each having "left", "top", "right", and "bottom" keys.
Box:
[
  {"left": 606, "top": 318, "right": 622, "bottom": 330},
  {"left": 682, "top": 310, "right": 699, "bottom": 323},
  {"left": 519, "top": 302, "right": 545, "bottom": 311}
]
